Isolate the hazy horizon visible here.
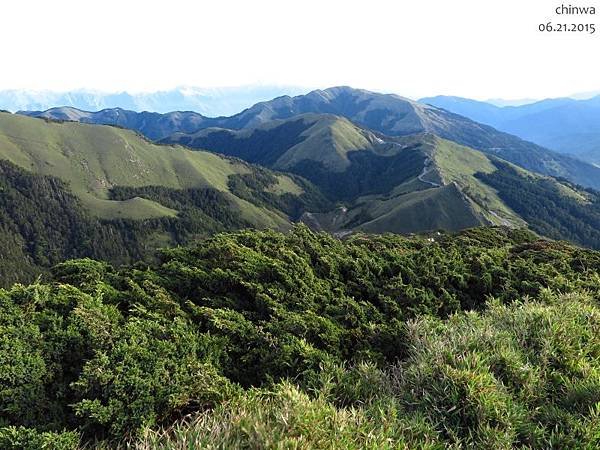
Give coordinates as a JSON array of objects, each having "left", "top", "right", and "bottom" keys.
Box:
[
  {"left": 2, "top": 0, "right": 599, "bottom": 101},
  {"left": 0, "top": 83, "right": 600, "bottom": 108}
]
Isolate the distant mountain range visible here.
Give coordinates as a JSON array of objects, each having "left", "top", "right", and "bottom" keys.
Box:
[
  {"left": 0, "top": 85, "right": 307, "bottom": 116},
  {"left": 23, "top": 87, "right": 600, "bottom": 190},
  {"left": 160, "top": 109, "right": 600, "bottom": 243},
  {"left": 20, "top": 107, "right": 211, "bottom": 141},
  {"left": 8, "top": 86, "right": 600, "bottom": 167},
  {"left": 420, "top": 95, "right": 600, "bottom": 165},
  {"left": 10, "top": 86, "right": 600, "bottom": 167}
]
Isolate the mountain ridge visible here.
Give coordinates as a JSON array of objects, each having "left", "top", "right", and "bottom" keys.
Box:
[
  {"left": 421, "top": 94, "right": 600, "bottom": 165},
  {"left": 165, "top": 113, "right": 600, "bottom": 241},
  {"left": 22, "top": 86, "right": 600, "bottom": 190},
  {"left": 2, "top": 85, "right": 308, "bottom": 115}
]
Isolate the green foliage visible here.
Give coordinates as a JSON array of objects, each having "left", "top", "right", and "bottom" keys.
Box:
[
  {"left": 3, "top": 226, "right": 600, "bottom": 447},
  {"left": 71, "top": 319, "right": 235, "bottom": 438},
  {"left": 394, "top": 293, "right": 600, "bottom": 448},
  {"left": 141, "top": 294, "right": 600, "bottom": 449},
  {"left": 0, "top": 426, "right": 79, "bottom": 450},
  {"left": 0, "top": 280, "right": 234, "bottom": 441},
  {"left": 0, "top": 310, "right": 47, "bottom": 427},
  {"left": 0, "top": 283, "right": 94, "bottom": 430}
]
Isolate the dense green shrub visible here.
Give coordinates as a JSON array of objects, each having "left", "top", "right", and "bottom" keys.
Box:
[
  {"left": 2, "top": 226, "right": 600, "bottom": 447},
  {"left": 140, "top": 293, "right": 600, "bottom": 449},
  {"left": 71, "top": 318, "right": 235, "bottom": 438},
  {"left": 0, "top": 427, "right": 79, "bottom": 450}
]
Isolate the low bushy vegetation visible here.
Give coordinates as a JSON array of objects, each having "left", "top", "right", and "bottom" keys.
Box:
[
  {"left": 136, "top": 294, "right": 600, "bottom": 449},
  {"left": 2, "top": 226, "right": 600, "bottom": 448}
]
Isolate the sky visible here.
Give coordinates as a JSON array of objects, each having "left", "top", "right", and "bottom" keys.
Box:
[{"left": 1, "top": 0, "right": 599, "bottom": 100}]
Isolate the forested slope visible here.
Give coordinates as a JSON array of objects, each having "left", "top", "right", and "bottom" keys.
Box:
[{"left": 0, "top": 159, "right": 329, "bottom": 287}]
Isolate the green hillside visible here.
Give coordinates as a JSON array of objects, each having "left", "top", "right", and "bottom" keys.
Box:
[
  {"left": 0, "top": 113, "right": 331, "bottom": 284},
  {"left": 274, "top": 114, "right": 374, "bottom": 171},
  {"left": 290, "top": 132, "right": 526, "bottom": 234},
  {"left": 431, "top": 137, "right": 525, "bottom": 227},
  {"left": 337, "top": 135, "right": 597, "bottom": 240},
  {"left": 168, "top": 114, "right": 380, "bottom": 173},
  {"left": 164, "top": 111, "right": 600, "bottom": 246},
  {"left": 0, "top": 112, "right": 300, "bottom": 225},
  {"left": 167, "top": 114, "right": 432, "bottom": 201},
  {"left": 355, "top": 183, "right": 483, "bottom": 233},
  {"left": 0, "top": 159, "right": 260, "bottom": 286}
]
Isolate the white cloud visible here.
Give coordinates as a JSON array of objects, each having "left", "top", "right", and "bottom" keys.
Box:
[{"left": 1, "top": 0, "right": 598, "bottom": 99}]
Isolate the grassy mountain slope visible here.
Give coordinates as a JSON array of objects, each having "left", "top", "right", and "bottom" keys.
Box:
[
  {"left": 166, "top": 114, "right": 433, "bottom": 201},
  {"left": 165, "top": 112, "right": 600, "bottom": 244},
  {"left": 0, "top": 158, "right": 300, "bottom": 286},
  {"left": 477, "top": 160, "right": 600, "bottom": 249},
  {"left": 300, "top": 134, "right": 527, "bottom": 234},
  {"left": 165, "top": 114, "right": 526, "bottom": 233},
  {"left": 347, "top": 135, "right": 598, "bottom": 240},
  {"left": 0, "top": 160, "right": 176, "bottom": 286},
  {"left": 165, "top": 113, "right": 382, "bottom": 172},
  {"left": 354, "top": 183, "right": 483, "bottom": 233},
  {"left": 432, "top": 137, "right": 525, "bottom": 226},
  {"left": 0, "top": 112, "right": 302, "bottom": 227}
]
